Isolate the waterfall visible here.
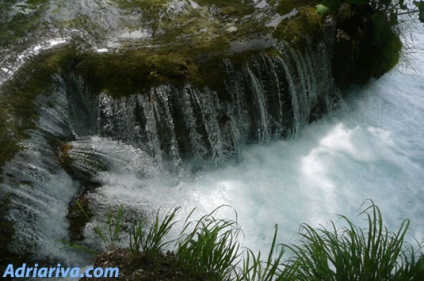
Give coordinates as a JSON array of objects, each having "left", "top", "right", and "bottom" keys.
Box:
[
  {"left": 90, "top": 41, "right": 339, "bottom": 166},
  {"left": 0, "top": 39, "right": 340, "bottom": 263},
  {"left": 0, "top": 80, "right": 84, "bottom": 264}
]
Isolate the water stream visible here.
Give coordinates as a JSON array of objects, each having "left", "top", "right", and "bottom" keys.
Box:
[
  {"left": 85, "top": 22, "right": 424, "bottom": 254},
  {"left": 0, "top": 0, "right": 423, "bottom": 271}
]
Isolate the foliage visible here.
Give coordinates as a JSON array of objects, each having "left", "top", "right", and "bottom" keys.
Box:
[
  {"left": 416, "top": 1, "right": 424, "bottom": 22},
  {"left": 129, "top": 207, "right": 179, "bottom": 257},
  {"left": 84, "top": 202, "right": 423, "bottom": 280},
  {"left": 284, "top": 201, "right": 424, "bottom": 280},
  {"left": 175, "top": 207, "right": 242, "bottom": 280}
]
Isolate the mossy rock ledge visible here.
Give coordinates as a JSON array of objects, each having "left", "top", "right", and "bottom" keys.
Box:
[{"left": 0, "top": 0, "right": 402, "bottom": 267}]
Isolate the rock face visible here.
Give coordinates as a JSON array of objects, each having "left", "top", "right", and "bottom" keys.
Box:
[{"left": 0, "top": 0, "right": 402, "bottom": 265}]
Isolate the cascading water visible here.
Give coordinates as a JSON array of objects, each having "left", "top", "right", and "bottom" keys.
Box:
[
  {"left": 0, "top": 33, "right": 337, "bottom": 265},
  {"left": 1, "top": 0, "right": 423, "bottom": 276},
  {"left": 81, "top": 22, "right": 424, "bottom": 255}
]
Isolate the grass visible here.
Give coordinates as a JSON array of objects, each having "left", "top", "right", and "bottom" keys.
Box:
[
  {"left": 282, "top": 202, "right": 424, "bottom": 281},
  {"left": 175, "top": 206, "right": 241, "bottom": 280},
  {"left": 130, "top": 207, "right": 179, "bottom": 257},
  {"left": 85, "top": 201, "right": 423, "bottom": 280},
  {"left": 237, "top": 225, "right": 288, "bottom": 281}
]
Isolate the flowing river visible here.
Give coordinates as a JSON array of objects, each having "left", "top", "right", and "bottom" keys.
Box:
[
  {"left": 76, "top": 20, "right": 424, "bottom": 261},
  {"left": 89, "top": 22, "right": 424, "bottom": 251},
  {"left": 0, "top": 0, "right": 423, "bottom": 271}
]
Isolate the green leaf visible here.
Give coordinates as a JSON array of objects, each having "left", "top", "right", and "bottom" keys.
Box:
[{"left": 316, "top": 4, "right": 330, "bottom": 16}]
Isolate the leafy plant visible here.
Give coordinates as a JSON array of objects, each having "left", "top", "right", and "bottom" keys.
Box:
[
  {"left": 283, "top": 201, "right": 423, "bottom": 280},
  {"left": 175, "top": 206, "right": 242, "bottom": 280},
  {"left": 129, "top": 207, "right": 179, "bottom": 257},
  {"left": 61, "top": 202, "right": 424, "bottom": 280}
]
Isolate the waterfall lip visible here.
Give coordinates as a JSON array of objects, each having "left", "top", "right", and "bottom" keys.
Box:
[
  {"left": 0, "top": 37, "right": 70, "bottom": 86},
  {"left": 117, "top": 28, "right": 153, "bottom": 40},
  {"left": 265, "top": 10, "right": 299, "bottom": 28},
  {"left": 229, "top": 35, "right": 277, "bottom": 54}
]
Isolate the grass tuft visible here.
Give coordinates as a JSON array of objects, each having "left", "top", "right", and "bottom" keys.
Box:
[
  {"left": 71, "top": 201, "right": 423, "bottom": 280},
  {"left": 283, "top": 200, "right": 423, "bottom": 280},
  {"left": 129, "top": 207, "right": 179, "bottom": 257},
  {"left": 175, "top": 206, "right": 241, "bottom": 280}
]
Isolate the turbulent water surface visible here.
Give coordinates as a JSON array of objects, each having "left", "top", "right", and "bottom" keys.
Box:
[
  {"left": 81, "top": 22, "right": 424, "bottom": 257},
  {"left": 87, "top": 23, "right": 424, "bottom": 254},
  {"left": 0, "top": 0, "right": 423, "bottom": 269}
]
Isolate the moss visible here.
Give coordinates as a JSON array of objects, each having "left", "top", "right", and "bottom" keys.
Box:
[
  {"left": 277, "top": 0, "right": 316, "bottom": 15},
  {"left": 376, "top": 34, "right": 401, "bottom": 77},
  {"left": 0, "top": 0, "right": 52, "bottom": 49},
  {"left": 113, "top": 0, "right": 168, "bottom": 10},
  {"left": 331, "top": 5, "right": 402, "bottom": 88},
  {"left": 26, "top": 0, "right": 49, "bottom": 7},
  {"left": 195, "top": 0, "right": 255, "bottom": 15},
  {"left": 75, "top": 48, "right": 194, "bottom": 97},
  {"left": 273, "top": 6, "right": 324, "bottom": 50}
]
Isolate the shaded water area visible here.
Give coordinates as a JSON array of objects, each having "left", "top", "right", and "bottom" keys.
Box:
[{"left": 0, "top": 0, "right": 423, "bottom": 273}]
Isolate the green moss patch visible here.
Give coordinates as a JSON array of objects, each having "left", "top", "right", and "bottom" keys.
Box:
[
  {"left": 274, "top": 5, "right": 324, "bottom": 50},
  {"left": 277, "top": 0, "right": 316, "bottom": 15},
  {"left": 331, "top": 5, "right": 403, "bottom": 88}
]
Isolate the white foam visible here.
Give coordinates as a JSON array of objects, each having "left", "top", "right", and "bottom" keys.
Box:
[{"left": 86, "top": 22, "right": 424, "bottom": 254}]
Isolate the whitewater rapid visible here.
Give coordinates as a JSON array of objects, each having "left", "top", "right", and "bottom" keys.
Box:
[
  {"left": 84, "top": 22, "right": 424, "bottom": 253},
  {"left": 2, "top": 3, "right": 423, "bottom": 266}
]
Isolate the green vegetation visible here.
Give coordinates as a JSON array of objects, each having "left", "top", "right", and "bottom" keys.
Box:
[
  {"left": 416, "top": 1, "right": 424, "bottom": 22},
  {"left": 85, "top": 202, "right": 423, "bottom": 280},
  {"left": 285, "top": 203, "right": 424, "bottom": 280},
  {"left": 237, "top": 225, "right": 288, "bottom": 280},
  {"left": 274, "top": 4, "right": 324, "bottom": 50},
  {"left": 315, "top": 0, "right": 414, "bottom": 16},
  {"left": 318, "top": 0, "right": 408, "bottom": 87},
  {"left": 174, "top": 207, "right": 241, "bottom": 280},
  {"left": 130, "top": 207, "right": 179, "bottom": 257}
]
